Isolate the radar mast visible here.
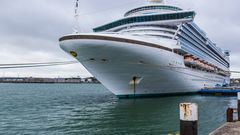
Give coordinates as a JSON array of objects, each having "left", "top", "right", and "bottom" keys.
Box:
[{"left": 73, "top": 0, "right": 81, "bottom": 33}]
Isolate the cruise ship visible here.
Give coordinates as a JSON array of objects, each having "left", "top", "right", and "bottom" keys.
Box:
[{"left": 59, "top": 0, "right": 230, "bottom": 98}]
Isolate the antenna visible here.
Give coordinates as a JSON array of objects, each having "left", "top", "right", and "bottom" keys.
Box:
[{"left": 73, "top": 0, "right": 80, "bottom": 33}]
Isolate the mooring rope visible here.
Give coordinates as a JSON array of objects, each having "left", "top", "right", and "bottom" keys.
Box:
[{"left": 0, "top": 61, "right": 78, "bottom": 69}]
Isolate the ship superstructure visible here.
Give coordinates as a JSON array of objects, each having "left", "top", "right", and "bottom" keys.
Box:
[{"left": 59, "top": 0, "right": 230, "bottom": 97}]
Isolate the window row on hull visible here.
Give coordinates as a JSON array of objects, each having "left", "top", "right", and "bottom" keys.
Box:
[
  {"left": 206, "top": 42, "right": 228, "bottom": 62},
  {"left": 116, "top": 24, "right": 178, "bottom": 33},
  {"left": 207, "top": 40, "right": 223, "bottom": 55},
  {"left": 147, "top": 34, "right": 173, "bottom": 39},
  {"left": 182, "top": 24, "right": 206, "bottom": 44},
  {"left": 179, "top": 35, "right": 225, "bottom": 66},
  {"left": 187, "top": 23, "right": 207, "bottom": 41},
  {"left": 186, "top": 23, "right": 228, "bottom": 63},
  {"left": 121, "top": 29, "right": 175, "bottom": 36},
  {"left": 119, "top": 27, "right": 176, "bottom": 34},
  {"left": 124, "top": 5, "right": 183, "bottom": 17},
  {"left": 181, "top": 41, "right": 206, "bottom": 60},
  {"left": 179, "top": 28, "right": 229, "bottom": 68},
  {"left": 179, "top": 34, "right": 229, "bottom": 68},
  {"left": 180, "top": 43, "right": 227, "bottom": 72},
  {"left": 93, "top": 11, "right": 195, "bottom": 32},
  {"left": 179, "top": 37, "right": 228, "bottom": 69}
]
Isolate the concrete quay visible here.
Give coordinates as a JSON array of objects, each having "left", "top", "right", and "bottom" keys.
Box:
[{"left": 209, "top": 122, "right": 240, "bottom": 135}]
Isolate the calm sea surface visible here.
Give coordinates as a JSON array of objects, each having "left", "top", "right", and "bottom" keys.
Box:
[{"left": 0, "top": 83, "right": 237, "bottom": 135}]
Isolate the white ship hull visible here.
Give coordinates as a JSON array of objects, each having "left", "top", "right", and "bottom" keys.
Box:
[{"left": 60, "top": 34, "right": 229, "bottom": 97}]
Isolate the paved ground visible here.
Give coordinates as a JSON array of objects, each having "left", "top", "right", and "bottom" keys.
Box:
[{"left": 209, "top": 122, "right": 240, "bottom": 135}]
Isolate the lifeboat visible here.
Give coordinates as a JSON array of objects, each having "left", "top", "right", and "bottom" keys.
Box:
[
  {"left": 199, "top": 60, "right": 206, "bottom": 69},
  {"left": 193, "top": 58, "right": 201, "bottom": 68},
  {"left": 184, "top": 55, "right": 195, "bottom": 66},
  {"left": 208, "top": 64, "right": 215, "bottom": 71},
  {"left": 183, "top": 54, "right": 229, "bottom": 76},
  {"left": 218, "top": 70, "right": 226, "bottom": 76},
  {"left": 204, "top": 62, "right": 213, "bottom": 71},
  {"left": 203, "top": 62, "right": 210, "bottom": 71}
]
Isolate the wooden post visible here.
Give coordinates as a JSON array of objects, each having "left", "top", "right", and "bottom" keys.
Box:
[
  {"left": 238, "top": 92, "right": 240, "bottom": 121},
  {"left": 180, "top": 103, "right": 198, "bottom": 135},
  {"left": 227, "top": 108, "right": 234, "bottom": 122}
]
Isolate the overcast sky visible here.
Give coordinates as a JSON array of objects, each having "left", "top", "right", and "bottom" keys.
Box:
[{"left": 0, "top": 0, "right": 240, "bottom": 78}]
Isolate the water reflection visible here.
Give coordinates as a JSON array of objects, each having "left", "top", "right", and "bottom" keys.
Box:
[
  {"left": 66, "top": 95, "right": 236, "bottom": 135},
  {"left": 0, "top": 84, "right": 237, "bottom": 135}
]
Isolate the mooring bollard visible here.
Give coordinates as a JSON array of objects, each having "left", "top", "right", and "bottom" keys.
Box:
[
  {"left": 226, "top": 108, "right": 234, "bottom": 122},
  {"left": 238, "top": 92, "right": 240, "bottom": 121},
  {"left": 180, "top": 103, "right": 198, "bottom": 135}
]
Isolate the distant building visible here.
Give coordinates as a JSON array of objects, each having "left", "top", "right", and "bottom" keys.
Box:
[
  {"left": 0, "top": 77, "right": 100, "bottom": 84},
  {"left": 230, "top": 78, "right": 240, "bottom": 87},
  {"left": 84, "top": 77, "right": 100, "bottom": 83}
]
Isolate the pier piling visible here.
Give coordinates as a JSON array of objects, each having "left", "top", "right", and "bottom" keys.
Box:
[
  {"left": 180, "top": 103, "right": 198, "bottom": 135},
  {"left": 238, "top": 92, "right": 240, "bottom": 121},
  {"left": 226, "top": 108, "right": 234, "bottom": 122}
]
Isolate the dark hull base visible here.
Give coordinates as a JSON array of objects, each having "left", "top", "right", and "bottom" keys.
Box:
[{"left": 117, "top": 92, "right": 199, "bottom": 99}]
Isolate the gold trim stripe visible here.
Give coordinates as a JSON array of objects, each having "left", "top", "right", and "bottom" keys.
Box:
[{"left": 59, "top": 35, "right": 173, "bottom": 52}]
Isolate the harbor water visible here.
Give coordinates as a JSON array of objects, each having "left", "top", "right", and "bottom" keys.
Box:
[{"left": 0, "top": 83, "right": 237, "bottom": 135}]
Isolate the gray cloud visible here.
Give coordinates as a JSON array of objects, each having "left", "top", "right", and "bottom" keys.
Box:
[{"left": 0, "top": 0, "right": 239, "bottom": 78}]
